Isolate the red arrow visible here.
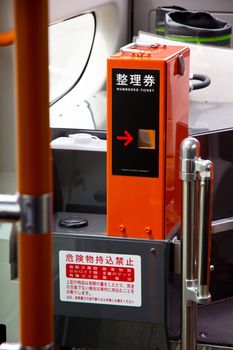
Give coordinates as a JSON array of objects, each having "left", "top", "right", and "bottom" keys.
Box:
[{"left": 116, "top": 130, "right": 134, "bottom": 146}]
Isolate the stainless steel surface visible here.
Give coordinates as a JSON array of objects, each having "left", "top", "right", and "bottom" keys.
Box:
[
  {"left": 180, "top": 137, "right": 200, "bottom": 181},
  {"left": 180, "top": 137, "right": 200, "bottom": 350},
  {"left": 0, "top": 342, "right": 53, "bottom": 350},
  {"left": 0, "top": 345, "right": 53, "bottom": 350},
  {"left": 0, "top": 343, "right": 20, "bottom": 350},
  {"left": 189, "top": 101, "right": 233, "bottom": 134},
  {"left": 171, "top": 341, "right": 233, "bottom": 350},
  {"left": 182, "top": 180, "right": 197, "bottom": 281},
  {"left": 185, "top": 280, "right": 210, "bottom": 304},
  {"left": 19, "top": 193, "right": 52, "bottom": 234},
  {"left": 196, "top": 345, "right": 233, "bottom": 350},
  {"left": 197, "top": 161, "right": 213, "bottom": 300},
  {"left": 212, "top": 217, "right": 233, "bottom": 234},
  {"left": 182, "top": 182, "right": 198, "bottom": 350},
  {"left": 171, "top": 236, "right": 181, "bottom": 274},
  {"left": 180, "top": 137, "right": 214, "bottom": 350},
  {"left": 0, "top": 194, "right": 20, "bottom": 221}
]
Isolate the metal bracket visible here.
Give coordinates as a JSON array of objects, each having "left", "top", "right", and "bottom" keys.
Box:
[
  {"left": 195, "top": 158, "right": 213, "bottom": 179},
  {"left": 20, "top": 194, "right": 52, "bottom": 234},
  {"left": 185, "top": 280, "right": 211, "bottom": 304},
  {"left": 0, "top": 343, "right": 53, "bottom": 350},
  {"left": 0, "top": 194, "right": 20, "bottom": 221},
  {"left": 0, "top": 193, "right": 52, "bottom": 234}
]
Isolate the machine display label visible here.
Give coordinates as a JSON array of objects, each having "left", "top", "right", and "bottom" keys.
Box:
[
  {"left": 112, "top": 68, "right": 160, "bottom": 177},
  {"left": 59, "top": 250, "right": 141, "bottom": 307}
]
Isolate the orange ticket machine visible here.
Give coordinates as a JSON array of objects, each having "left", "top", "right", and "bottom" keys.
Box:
[{"left": 107, "top": 43, "right": 190, "bottom": 240}]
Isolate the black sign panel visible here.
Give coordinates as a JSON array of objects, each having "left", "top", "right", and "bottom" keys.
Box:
[{"left": 112, "top": 68, "right": 160, "bottom": 177}]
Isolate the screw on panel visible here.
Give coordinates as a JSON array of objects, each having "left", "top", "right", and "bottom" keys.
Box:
[
  {"left": 145, "top": 226, "right": 152, "bottom": 234},
  {"left": 199, "top": 331, "right": 208, "bottom": 338},
  {"left": 151, "top": 44, "right": 159, "bottom": 49},
  {"left": 178, "top": 54, "right": 185, "bottom": 76},
  {"left": 210, "top": 265, "right": 215, "bottom": 272},
  {"left": 150, "top": 248, "right": 156, "bottom": 255},
  {"left": 119, "top": 224, "right": 125, "bottom": 233}
]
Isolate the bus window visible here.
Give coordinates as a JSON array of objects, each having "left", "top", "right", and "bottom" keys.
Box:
[{"left": 49, "top": 13, "right": 95, "bottom": 103}]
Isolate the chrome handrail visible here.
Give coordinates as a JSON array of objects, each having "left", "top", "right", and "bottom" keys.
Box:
[{"left": 180, "top": 137, "right": 214, "bottom": 350}]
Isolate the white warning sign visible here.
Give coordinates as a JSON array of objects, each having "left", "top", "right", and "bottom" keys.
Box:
[{"left": 59, "top": 250, "right": 141, "bottom": 307}]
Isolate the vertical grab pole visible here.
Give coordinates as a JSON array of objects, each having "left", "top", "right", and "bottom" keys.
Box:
[
  {"left": 196, "top": 160, "right": 213, "bottom": 301},
  {"left": 180, "top": 137, "right": 213, "bottom": 350},
  {"left": 14, "top": 1, "right": 53, "bottom": 349},
  {"left": 180, "top": 138, "right": 200, "bottom": 350}
]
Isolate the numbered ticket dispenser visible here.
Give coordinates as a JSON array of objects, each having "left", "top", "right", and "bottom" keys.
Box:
[{"left": 107, "top": 43, "right": 190, "bottom": 239}]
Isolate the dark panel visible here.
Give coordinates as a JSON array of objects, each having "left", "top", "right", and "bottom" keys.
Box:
[
  {"left": 53, "top": 149, "right": 106, "bottom": 214},
  {"left": 193, "top": 128, "right": 233, "bottom": 221},
  {"left": 53, "top": 230, "right": 168, "bottom": 325},
  {"left": 210, "top": 230, "right": 233, "bottom": 301},
  {"left": 53, "top": 217, "right": 173, "bottom": 349},
  {"left": 192, "top": 129, "right": 233, "bottom": 301},
  {"left": 112, "top": 68, "right": 160, "bottom": 177},
  {"left": 0, "top": 324, "right": 6, "bottom": 344},
  {"left": 55, "top": 316, "right": 169, "bottom": 350}
]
